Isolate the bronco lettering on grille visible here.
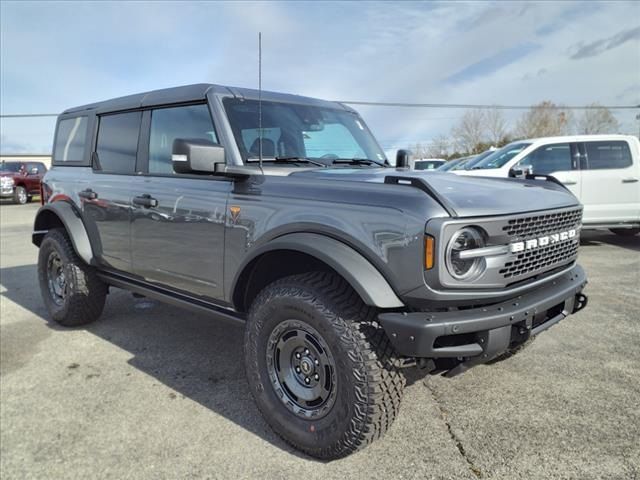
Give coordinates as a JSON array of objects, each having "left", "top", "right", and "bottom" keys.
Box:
[{"left": 510, "top": 229, "right": 577, "bottom": 253}]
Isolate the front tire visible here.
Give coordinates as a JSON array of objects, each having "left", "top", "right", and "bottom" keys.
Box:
[
  {"left": 13, "top": 186, "right": 27, "bottom": 205},
  {"left": 610, "top": 228, "right": 639, "bottom": 237},
  {"left": 37, "top": 229, "right": 107, "bottom": 326},
  {"left": 244, "top": 272, "right": 405, "bottom": 459}
]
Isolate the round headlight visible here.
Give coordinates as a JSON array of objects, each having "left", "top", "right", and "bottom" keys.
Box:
[{"left": 446, "top": 227, "right": 486, "bottom": 281}]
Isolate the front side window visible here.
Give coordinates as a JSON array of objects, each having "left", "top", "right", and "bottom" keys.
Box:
[
  {"left": 0, "top": 162, "right": 23, "bottom": 173},
  {"left": 517, "top": 143, "right": 572, "bottom": 175},
  {"left": 584, "top": 141, "right": 633, "bottom": 170},
  {"left": 149, "top": 104, "right": 218, "bottom": 174},
  {"left": 414, "top": 160, "right": 443, "bottom": 170},
  {"left": 53, "top": 116, "right": 88, "bottom": 162},
  {"left": 96, "top": 112, "right": 141, "bottom": 174},
  {"left": 472, "top": 142, "right": 531, "bottom": 170},
  {"left": 223, "top": 98, "right": 386, "bottom": 165}
]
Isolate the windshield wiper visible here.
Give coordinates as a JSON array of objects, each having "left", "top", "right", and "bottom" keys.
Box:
[
  {"left": 331, "top": 158, "right": 387, "bottom": 167},
  {"left": 247, "top": 157, "right": 327, "bottom": 167}
]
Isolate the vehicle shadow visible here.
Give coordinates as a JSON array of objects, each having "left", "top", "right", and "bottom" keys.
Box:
[
  {"left": 0, "top": 264, "right": 309, "bottom": 460},
  {"left": 580, "top": 230, "right": 640, "bottom": 252}
]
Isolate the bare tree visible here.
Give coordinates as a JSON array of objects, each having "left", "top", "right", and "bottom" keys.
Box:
[
  {"left": 485, "top": 108, "right": 508, "bottom": 145},
  {"left": 577, "top": 104, "right": 620, "bottom": 134},
  {"left": 451, "top": 109, "right": 486, "bottom": 154},
  {"left": 411, "top": 142, "right": 429, "bottom": 159},
  {"left": 426, "top": 135, "right": 450, "bottom": 158},
  {"left": 515, "top": 101, "right": 573, "bottom": 138}
]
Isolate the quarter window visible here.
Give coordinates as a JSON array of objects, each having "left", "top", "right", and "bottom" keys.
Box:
[
  {"left": 96, "top": 112, "right": 141, "bottom": 174},
  {"left": 149, "top": 104, "right": 218, "bottom": 174},
  {"left": 584, "top": 141, "right": 632, "bottom": 169},
  {"left": 53, "top": 116, "right": 88, "bottom": 162},
  {"left": 518, "top": 143, "right": 572, "bottom": 175}
]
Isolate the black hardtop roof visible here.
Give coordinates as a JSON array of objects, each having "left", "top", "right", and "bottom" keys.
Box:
[{"left": 62, "top": 83, "right": 352, "bottom": 115}]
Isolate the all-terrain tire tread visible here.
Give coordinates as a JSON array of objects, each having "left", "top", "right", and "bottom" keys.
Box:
[
  {"left": 38, "top": 228, "right": 107, "bottom": 326},
  {"left": 246, "top": 271, "right": 405, "bottom": 459}
]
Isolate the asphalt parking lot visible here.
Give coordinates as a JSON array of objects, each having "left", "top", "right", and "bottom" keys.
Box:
[{"left": 1, "top": 201, "right": 638, "bottom": 479}]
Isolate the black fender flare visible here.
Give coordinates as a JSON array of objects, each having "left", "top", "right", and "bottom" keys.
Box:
[
  {"left": 32, "top": 202, "right": 95, "bottom": 265},
  {"left": 231, "top": 232, "right": 404, "bottom": 309}
]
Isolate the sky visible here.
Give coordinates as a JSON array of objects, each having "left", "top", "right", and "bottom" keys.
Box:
[{"left": 1, "top": 0, "right": 639, "bottom": 155}]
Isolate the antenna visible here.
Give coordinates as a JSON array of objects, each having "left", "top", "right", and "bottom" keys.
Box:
[{"left": 258, "top": 32, "right": 263, "bottom": 172}]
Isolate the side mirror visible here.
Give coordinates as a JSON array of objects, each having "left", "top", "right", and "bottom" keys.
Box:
[
  {"left": 29, "top": 167, "right": 39, "bottom": 175},
  {"left": 509, "top": 166, "right": 531, "bottom": 178},
  {"left": 396, "top": 149, "right": 411, "bottom": 168},
  {"left": 172, "top": 138, "right": 225, "bottom": 174}
]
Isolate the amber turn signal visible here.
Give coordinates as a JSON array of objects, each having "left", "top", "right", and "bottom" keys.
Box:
[{"left": 424, "top": 235, "right": 435, "bottom": 270}]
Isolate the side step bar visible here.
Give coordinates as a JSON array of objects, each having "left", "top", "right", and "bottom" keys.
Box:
[{"left": 97, "top": 271, "right": 246, "bottom": 326}]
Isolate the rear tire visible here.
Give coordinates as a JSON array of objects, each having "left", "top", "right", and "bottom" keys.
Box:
[
  {"left": 244, "top": 272, "right": 405, "bottom": 459},
  {"left": 610, "top": 228, "right": 639, "bottom": 237},
  {"left": 13, "top": 186, "right": 27, "bottom": 205},
  {"left": 37, "top": 229, "right": 107, "bottom": 326}
]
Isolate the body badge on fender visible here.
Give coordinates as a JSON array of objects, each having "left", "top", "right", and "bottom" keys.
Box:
[{"left": 229, "top": 205, "right": 241, "bottom": 224}]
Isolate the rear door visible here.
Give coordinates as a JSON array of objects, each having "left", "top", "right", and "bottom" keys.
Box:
[
  {"left": 130, "top": 103, "right": 231, "bottom": 300},
  {"left": 81, "top": 111, "right": 146, "bottom": 273},
  {"left": 578, "top": 140, "right": 640, "bottom": 224}
]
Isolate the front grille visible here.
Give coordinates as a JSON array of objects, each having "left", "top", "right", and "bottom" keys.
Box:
[
  {"left": 499, "top": 207, "right": 582, "bottom": 280},
  {"left": 500, "top": 238, "right": 579, "bottom": 279},
  {"left": 502, "top": 208, "right": 582, "bottom": 238}
]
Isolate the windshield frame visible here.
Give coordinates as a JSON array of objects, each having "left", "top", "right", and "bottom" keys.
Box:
[
  {"left": 470, "top": 142, "right": 532, "bottom": 170},
  {"left": 221, "top": 97, "right": 387, "bottom": 167}
]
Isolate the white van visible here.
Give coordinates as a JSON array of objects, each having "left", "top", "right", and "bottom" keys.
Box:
[{"left": 454, "top": 135, "right": 640, "bottom": 235}]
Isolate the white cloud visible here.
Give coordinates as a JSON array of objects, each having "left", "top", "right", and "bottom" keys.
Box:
[{"left": 1, "top": 0, "right": 638, "bottom": 153}]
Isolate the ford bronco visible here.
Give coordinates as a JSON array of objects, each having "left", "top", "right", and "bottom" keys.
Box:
[{"left": 34, "top": 84, "right": 588, "bottom": 459}]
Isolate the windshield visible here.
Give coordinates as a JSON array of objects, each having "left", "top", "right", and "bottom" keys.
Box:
[
  {"left": 223, "top": 98, "right": 386, "bottom": 166},
  {"left": 471, "top": 142, "right": 531, "bottom": 169},
  {"left": 438, "top": 158, "right": 466, "bottom": 171},
  {"left": 0, "top": 162, "right": 23, "bottom": 172},
  {"left": 458, "top": 150, "right": 493, "bottom": 170}
]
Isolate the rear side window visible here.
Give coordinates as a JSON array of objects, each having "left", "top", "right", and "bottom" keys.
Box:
[
  {"left": 96, "top": 112, "right": 141, "bottom": 174},
  {"left": 53, "top": 117, "right": 88, "bottom": 162},
  {"left": 148, "top": 104, "right": 217, "bottom": 174},
  {"left": 518, "top": 143, "right": 572, "bottom": 175},
  {"left": 584, "top": 141, "right": 633, "bottom": 170}
]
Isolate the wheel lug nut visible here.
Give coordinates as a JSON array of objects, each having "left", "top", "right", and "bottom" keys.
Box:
[
  {"left": 314, "top": 374, "right": 319, "bottom": 380},
  {"left": 305, "top": 377, "right": 310, "bottom": 384},
  {"left": 295, "top": 367, "right": 300, "bottom": 373},
  {"left": 314, "top": 359, "right": 319, "bottom": 366},
  {"left": 304, "top": 348, "right": 309, "bottom": 354},
  {"left": 295, "top": 353, "right": 301, "bottom": 359}
]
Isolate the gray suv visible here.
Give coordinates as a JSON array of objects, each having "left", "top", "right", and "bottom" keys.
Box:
[{"left": 33, "top": 84, "right": 588, "bottom": 459}]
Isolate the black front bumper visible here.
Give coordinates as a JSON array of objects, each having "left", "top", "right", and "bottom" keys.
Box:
[{"left": 379, "top": 265, "right": 588, "bottom": 375}]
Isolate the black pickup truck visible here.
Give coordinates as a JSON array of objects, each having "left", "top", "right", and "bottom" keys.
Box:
[{"left": 33, "top": 84, "right": 588, "bottom": 459}]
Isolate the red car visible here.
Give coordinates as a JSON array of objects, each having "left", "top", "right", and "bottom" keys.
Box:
[{"left": 0, "top": 161, "right": 48, "bottom": 204}]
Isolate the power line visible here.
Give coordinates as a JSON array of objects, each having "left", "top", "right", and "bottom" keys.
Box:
[
  {"left": 1, "top": 114, "right": 58, "bottom": 118},
  {"left": 2, "top": 101, "right": 639, "bottom": 119},
  {"left": 338, "top": 101, "right": 640, "bottom": 110}
]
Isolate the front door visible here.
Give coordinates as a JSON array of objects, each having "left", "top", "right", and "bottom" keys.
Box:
[
  {"left": 514, "top": 142, "right": 581, "bottom": 198},
  {"left": 130, "top": 104, "right": 230, "bottom": 300}
]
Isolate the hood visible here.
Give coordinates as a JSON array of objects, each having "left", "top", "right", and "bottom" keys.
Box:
[{"left": 292, "top": 168, "right": 579, "bottom": 218}]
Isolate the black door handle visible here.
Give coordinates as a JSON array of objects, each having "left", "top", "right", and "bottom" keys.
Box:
[
  {"left": 78, "top": 189, "right": 98, "bottom": 200},
  {"left": 133, "top": 194, "right": 158, "bottom": 208}
]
